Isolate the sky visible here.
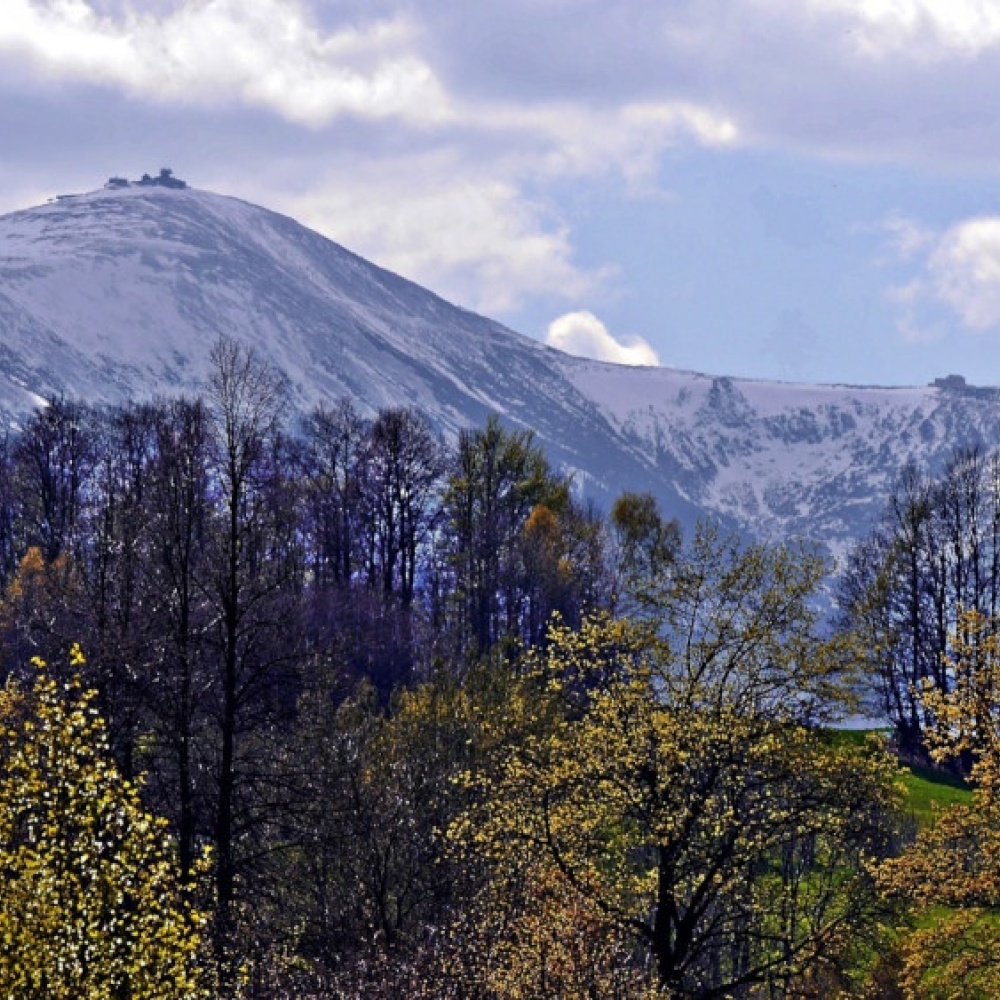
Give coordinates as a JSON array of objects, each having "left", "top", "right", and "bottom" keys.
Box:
[{"left": 4, "top": 1, "right": 1000, "bottom": 387}]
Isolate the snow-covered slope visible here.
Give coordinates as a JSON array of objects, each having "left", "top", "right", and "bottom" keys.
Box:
[
  {"left": 1, "top": 184, "right": 998, "bottom": 554},
  {"left": 0, "top": 185, "right": 678, "bottom": 509},
  {"left": 561, "top": 360, "right": 1000, "bottom": 555}
]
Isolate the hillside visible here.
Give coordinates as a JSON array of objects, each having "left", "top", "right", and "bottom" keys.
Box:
[{"left": 2, "top": 183, "right": 999, "bottom": 551}]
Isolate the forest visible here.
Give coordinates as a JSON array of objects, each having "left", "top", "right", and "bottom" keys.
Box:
[{"left": 3, "top": 336, "right": 1000, "bottom": 998}]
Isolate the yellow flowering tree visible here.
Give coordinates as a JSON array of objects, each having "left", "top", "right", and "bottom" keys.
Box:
[
  {"left": 879, "top": 609, "right": 1000, "bottom": 998},
  {"left": 0, "top": 645, "right": 209, "bottom": 999},
  {"left": 454, "top": 528, "right": 901, "bottom": 998}
]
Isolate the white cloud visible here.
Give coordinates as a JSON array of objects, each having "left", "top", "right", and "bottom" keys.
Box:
[
  {"left": 880, "top": 213, "right": 935, "bottom": 261},
  {"left": 545, "top": 311, "right": 659, "bottom": 366},
  {"left": 527, "top": 100, "right": 739, "bottom": 190},
  {"left": 0, "top": 0, "right": 745, "bottom": 160},
  {"left": 0, "top": 0, "right": 449, "bottom": 126},
  {"left": 929, "top": 217, "right": 1000, "bottom": 330},
  {"left": 885, "top": 215, "right": 1000, "bottom": 337},
  {"left": 814, "top": 0, "right": 1000, "bottom": 59},
  {"left": 884, "top": 279, "right": 943, "bottom": 343},
  {"left": 278, "top": 160, "right": 602, "bottom": 315}
]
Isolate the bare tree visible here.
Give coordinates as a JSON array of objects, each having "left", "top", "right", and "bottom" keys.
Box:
[
  {"left": 841, "top": 447, "right": 1000, "bottom": 758},
  {"left": 205, "top": 335, "right": 299, "bottom": 973},
  {"left": 141, "top": 397, "right": 215, "bottom": 881},
  {"left": 301, "top": 399, "right": 368, "bottom": 589},
  {"left": 13, "top": 396, "right": 94, "bottom": 563},
  {"left": 359, "top": 407, "right": 445, "bottom": 605}
]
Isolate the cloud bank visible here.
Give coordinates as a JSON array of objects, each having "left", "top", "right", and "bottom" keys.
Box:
[
  {"left": 887, "top": 215, "right": 1000, "bottom": 339},
  {"left": 8, "top": 0, "right": 1000, "bottom": 361},
  {"left": 1, "top": 0, "right": 447, "bottom": 126},
  {"left": 930, "top": 218, "right": 1000, "bottom": 331},
  {"left": 9, "top": 1, "right": 1000, "bottom": 168},
  {"left": 545, "top": 312, "right": 659, "bottom": 367}
]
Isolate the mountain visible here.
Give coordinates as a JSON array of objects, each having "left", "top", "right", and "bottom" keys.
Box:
[
  {"left": 2, "top": 183, "right": 999, "bottom": 556},
  {"left": 560, "top": 363, "right": 1000, "bottom": 557}
]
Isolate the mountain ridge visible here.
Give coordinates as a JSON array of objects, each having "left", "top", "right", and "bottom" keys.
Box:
[{"left": 1, "top": 184, "right": 997, "bottom": 554}]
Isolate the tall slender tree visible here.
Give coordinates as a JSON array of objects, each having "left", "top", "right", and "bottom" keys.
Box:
[
  {"left": 142, "top": 397, "right": 215, "bottom": 882},
  {"left": 205, "top": 335, "right": 299, "bottom": 974},
  {"left": 437, "top": 414, "right": 569, "bottom": 662},
  {"left": 359, "top": 407, "right": 445, "bottom": 606},
  {"left": 12, "top": 397, "right": 94, "bottom": 563}
]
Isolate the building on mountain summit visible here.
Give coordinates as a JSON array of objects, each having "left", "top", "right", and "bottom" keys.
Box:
[{"left": 105, "top": 169, "right": 187, "bottom": 190}]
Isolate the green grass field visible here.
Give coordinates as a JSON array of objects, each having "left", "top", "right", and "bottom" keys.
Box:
[
  {"left": 827, "top": 728, "right": 972, "bottom": 827},
  {"left": 898, "top": 761, "right": 971, "bottom": 827}
]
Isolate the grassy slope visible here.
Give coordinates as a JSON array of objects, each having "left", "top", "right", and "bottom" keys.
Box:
[
  {"left": 830, "top": 728, "right": 972, "bottom": 826},
  {"left": 898, "top": 762, "right": 971, "bottom": 827}
]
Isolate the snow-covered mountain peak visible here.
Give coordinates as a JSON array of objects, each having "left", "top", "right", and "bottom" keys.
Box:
[{"left": 2, "top": 185, "right": 998, "bottom": 554}]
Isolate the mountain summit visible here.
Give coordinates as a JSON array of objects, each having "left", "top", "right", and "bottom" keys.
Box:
[{"left": 1, "top": 184, "right": 998, "bottom": 551}]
